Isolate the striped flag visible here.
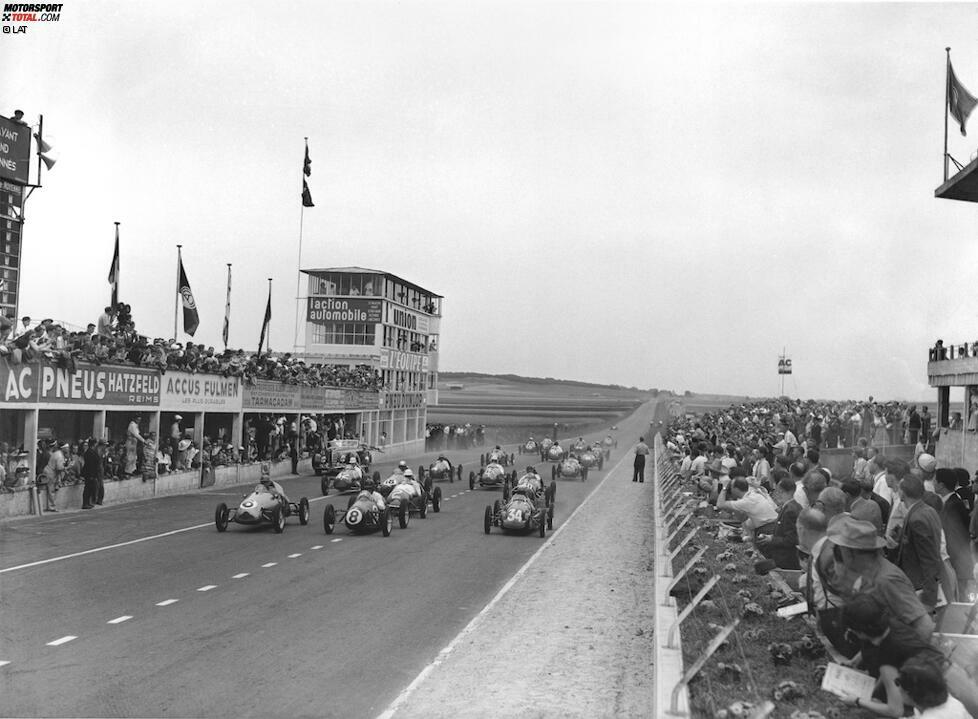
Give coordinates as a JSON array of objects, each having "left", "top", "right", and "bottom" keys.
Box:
[
  {"left": 108, "top": 224, "right": 120, "bottom": 306},
  {"left": 222, "top": 264, "right": 231, "bottom": 349}
]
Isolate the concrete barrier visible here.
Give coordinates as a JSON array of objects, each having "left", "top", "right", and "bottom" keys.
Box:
[{"left": 0, "top": 458, "right": 312, "bottom": 520}]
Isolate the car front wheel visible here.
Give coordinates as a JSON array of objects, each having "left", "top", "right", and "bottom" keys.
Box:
[
  {"left": 215, "top": 503, "right": 229, "bottom": 532},
  {"left": 273, "top": 505, "right": 286, "bottom": 533},
  {"left": 323, "top": 504, "right": 336, "bottom": 534},
  {"left": 298, "top": 498, "right": 310, "bottom": 525}
]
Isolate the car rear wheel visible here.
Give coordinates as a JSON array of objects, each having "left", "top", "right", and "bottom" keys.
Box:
[
  {"left": 298, "top": 498, "right": 310, "bottom": 525},
  {"left": 582, "top": 467, "right": 589, "bottom": 482},
  {"left": 484, "top": 506, "right": 492, "bottom": 534},
  {"left": 398, "top": 502, "right": 409, "bottom": 529},
  {"left": 373, "top": 470, "right": 381, "bottom": 483},
  {"left": 433, "top": 486, "right": 442, "bottom": 512},
  {"left": 547, "top": 505, "right": 554, "bottom": 529},
  {"left": 547, "top": 481, "right": 556, "bottom": 504},
  {"left": 273, "top": 505, "right": 286, "bottom": 533},
  {"left": 323, "top": 504, "right": 335, "bottom": 534},
  {"left": 538, "top": 514, "right": 546, "bottom": 537},
  {"left": 469, "top": 471, "right": 475, "bottom": 491},
  {"left": 321, "top": 477, "right": 329, "bottom": 496},
  {"left": 382, "top": 507, "right": 393, "bottom": 537},
  {"left": 215, "top": 503, "right": 229, "bottom": 532},
  {"left": 503, "top": 482, "right": 511, "bottom": 503}
]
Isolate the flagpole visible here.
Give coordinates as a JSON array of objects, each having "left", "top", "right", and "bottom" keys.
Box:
[
  {"left": 175, "top": 244, "right": 182, "bottom": 339},
  {"left": 945, "top": 47, "right": 951, "bottom": 182},
  {"left": 293, "top": 137, "right": 308, "bottom": 353},
  {"left": 267, "top": 277, "right": 273, "bottom": 354}
]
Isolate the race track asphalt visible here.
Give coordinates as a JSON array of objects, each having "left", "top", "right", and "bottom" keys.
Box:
[{"left": 0, "top": 405, "right": 659, "bottom": 719}]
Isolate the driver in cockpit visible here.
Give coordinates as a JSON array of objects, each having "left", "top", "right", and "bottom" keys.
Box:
[
  {"left": 258, "top": 462, "right": 291, "bottom": 504},
  {"left": 356, "top": 477, "right": 386, "bottom": 511},
  {"left": 516, "top": 467, "right": 543, "bottom": 496}
]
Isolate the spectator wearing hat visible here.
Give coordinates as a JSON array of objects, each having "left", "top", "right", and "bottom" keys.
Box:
[
  {"left": 125, "top": 415, "right": 143, "bottom": 475},
  {"left": 826, "top": 514, "right": 934, "bottom": 641},
  {"left": 934, "top": 468, "right": 974, "bottom": 602}
]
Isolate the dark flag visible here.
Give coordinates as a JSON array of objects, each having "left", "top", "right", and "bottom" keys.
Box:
[
  {"left": 258, "top": 286, "right": 272, "bottom": 352},
  {"left": 304, "top": 140, "right": 312, "bottom": 176},
  {"left": 178, "top": 258, "right": 200, "bottom": 336},
  {"left": 108, "top": 224, "right": 120, "bottom": 306},
  {"left": 222, "top": 264, "right": 231, "bottom": 349},
  {"left": 302, "top": 178, "right": 314, "bottom": 208},
  {"left": 949, "top": 59, "right": 977, "bottom": 136}
]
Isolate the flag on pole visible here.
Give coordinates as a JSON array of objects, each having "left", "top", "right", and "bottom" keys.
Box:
[
  {"left": 304, "top": 140, "right": 312, "bottom": 177},
  {"left": 222, "top": 265, "right": 231, "bottom": 349},
  {"left": 108, "top": 225, "right": 120, "bottom": 306},
  {"left": 949, "top": 58, "right": 977, "bottom": 136},
  {"left": 178, "top": 257, "right": 200, "bottom": 336},
  {"left": 302, "top": 178, "right": 314, "bottom": 208},
  {"left": 258, "top": 286, "right": 272, "bottom": 352}
]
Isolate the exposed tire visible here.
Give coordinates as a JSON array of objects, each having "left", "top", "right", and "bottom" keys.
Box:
[
  {"left": 298, "top": 497, "right": 310, "bottom": 525},
  {"left": 273, "top": 505, "right": 286, "bottom": 533},
  {"left": 469, "top": 471, "right": 475, "bottom": 491},
  {"left": 398, "top": 502, "right": 409, "bottom": 529},
  {"left": 598, "top": 456, "right": 604, "bottom": 470},
  {"left": 373, "top": 470, "right": 381, "bottom": 483},
  {"left": 424, "top": 476, "right": 432, "bottom": 494},
  {"left": 433, "top": 486, "right": 442, "bottom": 512},
  {"left": 484, "top": 505, "right": 492, "bottom": 534},
  {"left": 582, "top": 467, "right": 589, "bottom": 482},
  {"left": 493, "top": 499, "right": 502, "bottom": 515},
  {"left": 215, "top": 503, "right": 229, "bottom": 532},
  {"left": 551, "top": 465, "right": 557, "bottom": 481},
  {"left": 548, "top": 481, "right": 557, "bottom": 504},
  {"left": 382, "top": 507, "right": 392, "bottom": 537},
  {"left": 420, "top": 494, "right": 428, "bottom": 519},
  {"left": 418, "top": 465, "right": 425, "bottom": 480},
  {"left": 321, "top": 477, "right": 329, "bottom": 496},
  {"left": 547, "top": 505, "right": 554, "bottom": 530},
  {"left": 539, "top": 514, "right": 546, "bottom": 537},
  {"left": 323, "top": 504, "right": 335, "bottom": 534}
]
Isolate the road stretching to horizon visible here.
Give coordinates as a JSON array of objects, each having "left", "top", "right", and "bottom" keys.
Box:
[{"left": 0, "top": 402, "right": 668, "bottom": 719}]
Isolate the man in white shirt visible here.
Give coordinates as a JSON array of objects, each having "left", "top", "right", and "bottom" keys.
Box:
[{"left": 716, "top": 476, "right": 779, "bottom": 538}]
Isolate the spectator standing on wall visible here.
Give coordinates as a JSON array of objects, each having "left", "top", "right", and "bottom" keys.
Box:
[
  {"left": 632, "top": 436, "right": 650, "bottom": 483},
  {"left": 96, "top": 306, "right": 114, "bottom": 337}
]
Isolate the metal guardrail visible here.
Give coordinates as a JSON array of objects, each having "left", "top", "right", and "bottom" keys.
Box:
[{"left": 652, "top": 434, "right": 690, "bottom": 717}]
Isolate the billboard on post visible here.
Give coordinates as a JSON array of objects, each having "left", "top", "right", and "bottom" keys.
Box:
[{"left": 0, "top": 115, "right": 32, "bottom": 185}]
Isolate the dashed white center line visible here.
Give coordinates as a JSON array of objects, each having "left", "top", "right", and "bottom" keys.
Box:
[
  {"left": 288, "top": 553, "right": 302, "bottom": 558},
  {"left": 310, "top": 545, "right": 324, "bottom": 550},
  {"left": 197, "top": 585, "right": 217, "bottom": 592},
  {"left": 261, "top": 562, "right": 277, "bottom": 568},
  {"left": 46, "top": 636, "right": 77, "bottom": 646},
  {"left": 232, "top": 573, "right": 249, "bottom": 579},
  {"left": 330, "top": 538, "right": 342, "bottom": 543},
  {"left": 0, "top": 661, "right": 9, "bottom": 667},
  {"left": 107, "top": 616, "right": 132, "bottom": 625},
  {"left": 156, "top": 599, "right": 179, "bottom": 607}
]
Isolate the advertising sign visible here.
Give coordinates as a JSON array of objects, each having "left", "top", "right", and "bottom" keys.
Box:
[
  {"left": 0, "top": 115, "right": 32, "bottom": 185},
  {"left": 386, "top": 305, "right": 430, "bottom": 334},
  {"left": 379, "top": 348, "right": 430, "bottom": 373},
  {"left": 777, "top": 358, "right": 793, "bottom": 375},
  {"left": 0, "top": 361, "right": 159, "bottom": 405},
  {"left": 307, "top": 297, "right": 383, "bottom": 324},
  {"left": 160, "top": 372, "right": 241, "bottom": 412},
  {"left": 380, "top": 392, "right": 425, "bottom": 409},
  {"left": 242, "top": 380, "right": 300, "bottom": 410}
]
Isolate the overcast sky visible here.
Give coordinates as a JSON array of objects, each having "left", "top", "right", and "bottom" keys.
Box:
[{"left": 4, "top": 1, "right": 978, "bottom": 401}]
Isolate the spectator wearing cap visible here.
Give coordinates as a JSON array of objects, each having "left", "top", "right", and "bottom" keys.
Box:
[
  {"left": 916, "top": 453, "right": 937, "bottom": 492},
  {"left": 934, "top": 468, "right": 974, "bottom": 602}
]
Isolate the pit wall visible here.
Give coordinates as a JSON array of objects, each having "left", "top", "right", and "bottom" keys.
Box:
[{"left": 0, "top": 458, "right": 312, "bottom": 520}]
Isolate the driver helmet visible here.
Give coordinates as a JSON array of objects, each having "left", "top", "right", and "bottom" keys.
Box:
[
  {"left": 403, "top": 469, "right": 414, "bottom": 478},
  {"left": 362, "top": 477, "right": 375, "bottom": 491},
  {"left": 398, "top": 460, "right": 408, "bottom": 470},
  {"left": 526, "top": 466, "right": 536, "bottom": 474},
  {"left": 495, "top": 445, "right": 501, "bottom": 450}
]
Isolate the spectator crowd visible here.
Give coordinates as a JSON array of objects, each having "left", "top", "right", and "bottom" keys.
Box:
[
  {"left": 665, "top": 396, "right": 978, "bottom": 718},
  {"left": 0, "top": 304, "right": 383, "bottom": 390}
]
